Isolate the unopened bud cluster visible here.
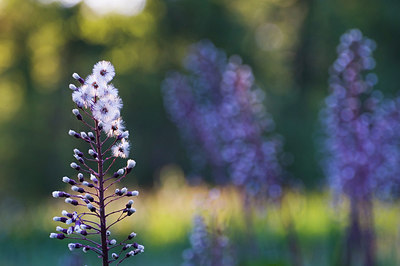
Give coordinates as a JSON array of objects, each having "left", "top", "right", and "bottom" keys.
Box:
[{"left": 50, "top": 61, "right": 144, "bottom": 265}]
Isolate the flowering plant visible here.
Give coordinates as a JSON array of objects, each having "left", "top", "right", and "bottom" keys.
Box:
[{"left": 50, "top": 61, "right": 144, "bottom": 265}]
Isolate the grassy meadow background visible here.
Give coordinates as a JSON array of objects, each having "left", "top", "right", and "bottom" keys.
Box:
[{"left": 1, "top": 0, "right": 400, "bottom": 265}]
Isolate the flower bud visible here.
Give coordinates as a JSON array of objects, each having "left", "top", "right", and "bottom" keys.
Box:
[
  {"left": 73, "top": 149, "right": 84, "bottom": 157},
  {"left": 72, "top": 186, "right": 85, "bottom": 193},
  {"left": 115, "top": 188, "right": 122, "bottom": 196},
  {"left": 126, "top": 191, "right": 139, "bottom": 197},
  {"left": 74, "top": 154, "right": 84, "bottom": 163},
  {"left": 109, "top": 239, "right": 117, "bottom": 245},
  {"left": 121, "top": 187, "right": 127, "bottom": 194},
  {"left": 87, "top": 203, "right": 96, "bottom": 212},
  {"left": 65, "top": 198, "right": 79, "bottom": 206},
  {"left": 88, "top": 149, "right": 98, "bottom": 158},
  {"left": 82, "top": 181, "right": 94, "bottom": 188},
  {"left": 72, "top": 73, "right": 85, "bottom": 84},
  {"left": 68, "top": 130, "right": 80, "bottom": 138},
  {"left": 69, "top": 84, "right": 77, "bottom": 91},
  {"left": 123, "top": 244, "right": 132, "bottom": 250},
  {"left": 126, "top": 200, "right": 134, "bottom": 208},
  {"left": 52, "top": 191, "right": 71, "bottom": 198},
  {"left": 90, "top": 174, "right": 98, "bottom": 184},
  {"left": 128, "top": 232, "right": 136, "bottom": 240},
  {"left": 77, "top": 173, "right": 84, "bottom": 182},
  {"left": 85, "top": 194, "right": 94, "bottom": 202},
  {"left": 127, "top": 208, "right": 136, "bottom": 216},
  {"left": 106, "top": 230, "right": 111, "bottom": 236},
  {"left": 50, "top": 233, "right": 65, "bottom": 239},
  {"left": 126, "top": 159, "right": 136, "bottom": 173},
  {"left": 72, "top": 109, "right": 82, "bottom": 120},
  {"left": 56, "top": 226, "right": 68, "bottom": 234},
  {"left": 62, "top": 176, "right": 77, "bottom": 185},
  {"left": 70, "top": 163, "right": 80, "bottom": 171},
  {"left": 88, "top": 132, "right": 95, "bottom": 141},
  {"left": 80, "top": 132, "right": 88, "bottom": 139},
  {"left": 113, "top": 168, "right": 124, "bottom": 178},
  {"left": 112, "top": 253, "right": 119, "bottom": 259},
  {"left": 53, "top": 216, "right": 68, "bottom": 223}
]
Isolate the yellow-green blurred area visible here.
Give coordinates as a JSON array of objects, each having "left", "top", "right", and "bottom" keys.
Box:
[
  {"left": 0, "top": 0, "right": 400, "bottom": 265},
  {"left": 2, "top": 168, "right": 400, "bottom": 265}
]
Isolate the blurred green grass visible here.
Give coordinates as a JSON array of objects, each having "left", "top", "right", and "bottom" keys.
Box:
[{"left": 1, "top": 166, "right": 400, "bottom": 265}]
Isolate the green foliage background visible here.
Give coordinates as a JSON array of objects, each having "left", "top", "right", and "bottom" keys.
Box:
[
  {"left": 2, "top": 0, "right": 399, "bottom": 198},
  {"left": 0, "top": 0, "right": 400, "bottom": 264}
]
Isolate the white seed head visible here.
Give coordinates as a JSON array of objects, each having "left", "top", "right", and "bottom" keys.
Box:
[
  {"left": 117, "top": 168, "right": 124, "bottom": 175},
  {"left": 137, "top": 244, "right": 144, "bottom": 251},
  {"left": 131, "top": 190, "right": 139, "bottom": 196},
  {"left": 72, "top": 109, "right": 80, "bottom": 116},
  {"left": 61, "top": 210, "right": 69, "bottom": 216},
  {"left": 68, "top": 243, "right": 75, "bottom": 251},
  {"left": 110, "top": 239, "right": 117, "bottom": 245},
  {"left": 65, "top": 198, "right": 73, "bottom": 204},
  {"left": 121, "top": 187, "right": 127, "bottom": 194},
  {"left": 127, "top": 159, "right": 136, "bottom": 169},
  {"left": 80, "top": 132, "right": 88, "bottom": 138},
  {"left": 73, "top": 149, "right": 80, "bottom": 154},
  {"left": 70, "top": 163, "right": 78, "bottom": 169},
  {"left": 66, "top": 219, "right": 73, "bottom": 225},
  {"left": 83, "top": 181, "right": 90, "bottom": 186},
  {"left": 78, "top": 173, "right": 83, "bottom": 179},
  {"left": 68, "top": 130, "right": 76, "bottom": 136},
  {"left": 67, "top": 227, "right": 73, "bottom": 235},
  {"left": 71, "top": 186, "right": 79, "bottom": 192},
  {"left": 53, "top": 216, "right": 61, "bottom": 221},
  {"left": 87, "top": 203, "right": 94, "bottom": 210},
  {"left": 69, "top": 84, "right": 77, "bottom": 90},
  {"left": 83, "top": 247, "right": 88, "bottom": 253},
  {"left": 88, "top": 132, "right": 94, "bottom": 138},
  {"left": 115, "top": 188, "right": 120, "bottom": 194},
  {"left": 52, "top": 191, "right": 60, "bottom": 198},
  {"left": 62, "top": 177, "right": 70, "bottom": 183},
  {"left": 112, "top": 253, "right": 119, "bottom": 259},
  {"left": 129, "top": 232, "right": 136, "bottom": 238},
  {"left": 106, "top": 230, "right": 111, "bottom": 236},
  {"left": 88, "top": 149, "right": 95, "bottom": 155},
  {"left": 128, "top": 200, "right": 134, "bottom": 205},
  {"left": 49, "top": 233, "right": 58, "bottom": 238}
]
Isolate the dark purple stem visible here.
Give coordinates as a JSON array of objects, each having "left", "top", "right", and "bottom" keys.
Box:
[{"left": 95, "top": 120, "right": 109, "bottom": 266}]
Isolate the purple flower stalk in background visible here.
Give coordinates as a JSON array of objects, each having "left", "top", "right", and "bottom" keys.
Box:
[
  {"left": 50, "top": 61, "right": 144, "bottom": 265},
  {"left": 319, "top": 29, "right": 380, "bottom": 265},
  {"left": 162, "top": 41, "right": 283, "bottom": 200},
  {"left": 182, "top": 214, "right": 234, "bottom": 266}
]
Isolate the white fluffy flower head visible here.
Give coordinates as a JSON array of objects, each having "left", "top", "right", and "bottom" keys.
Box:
[
  {"left": 93, "top": 60, "right": 115, "bottom": 83},
  {"left": 112, "top": 139, "right": 130, "bottom": 158}
]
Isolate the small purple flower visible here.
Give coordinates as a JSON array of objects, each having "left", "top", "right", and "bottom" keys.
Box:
[{"left": 182, "top": 215, "right": 234, "bottom": 266}]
